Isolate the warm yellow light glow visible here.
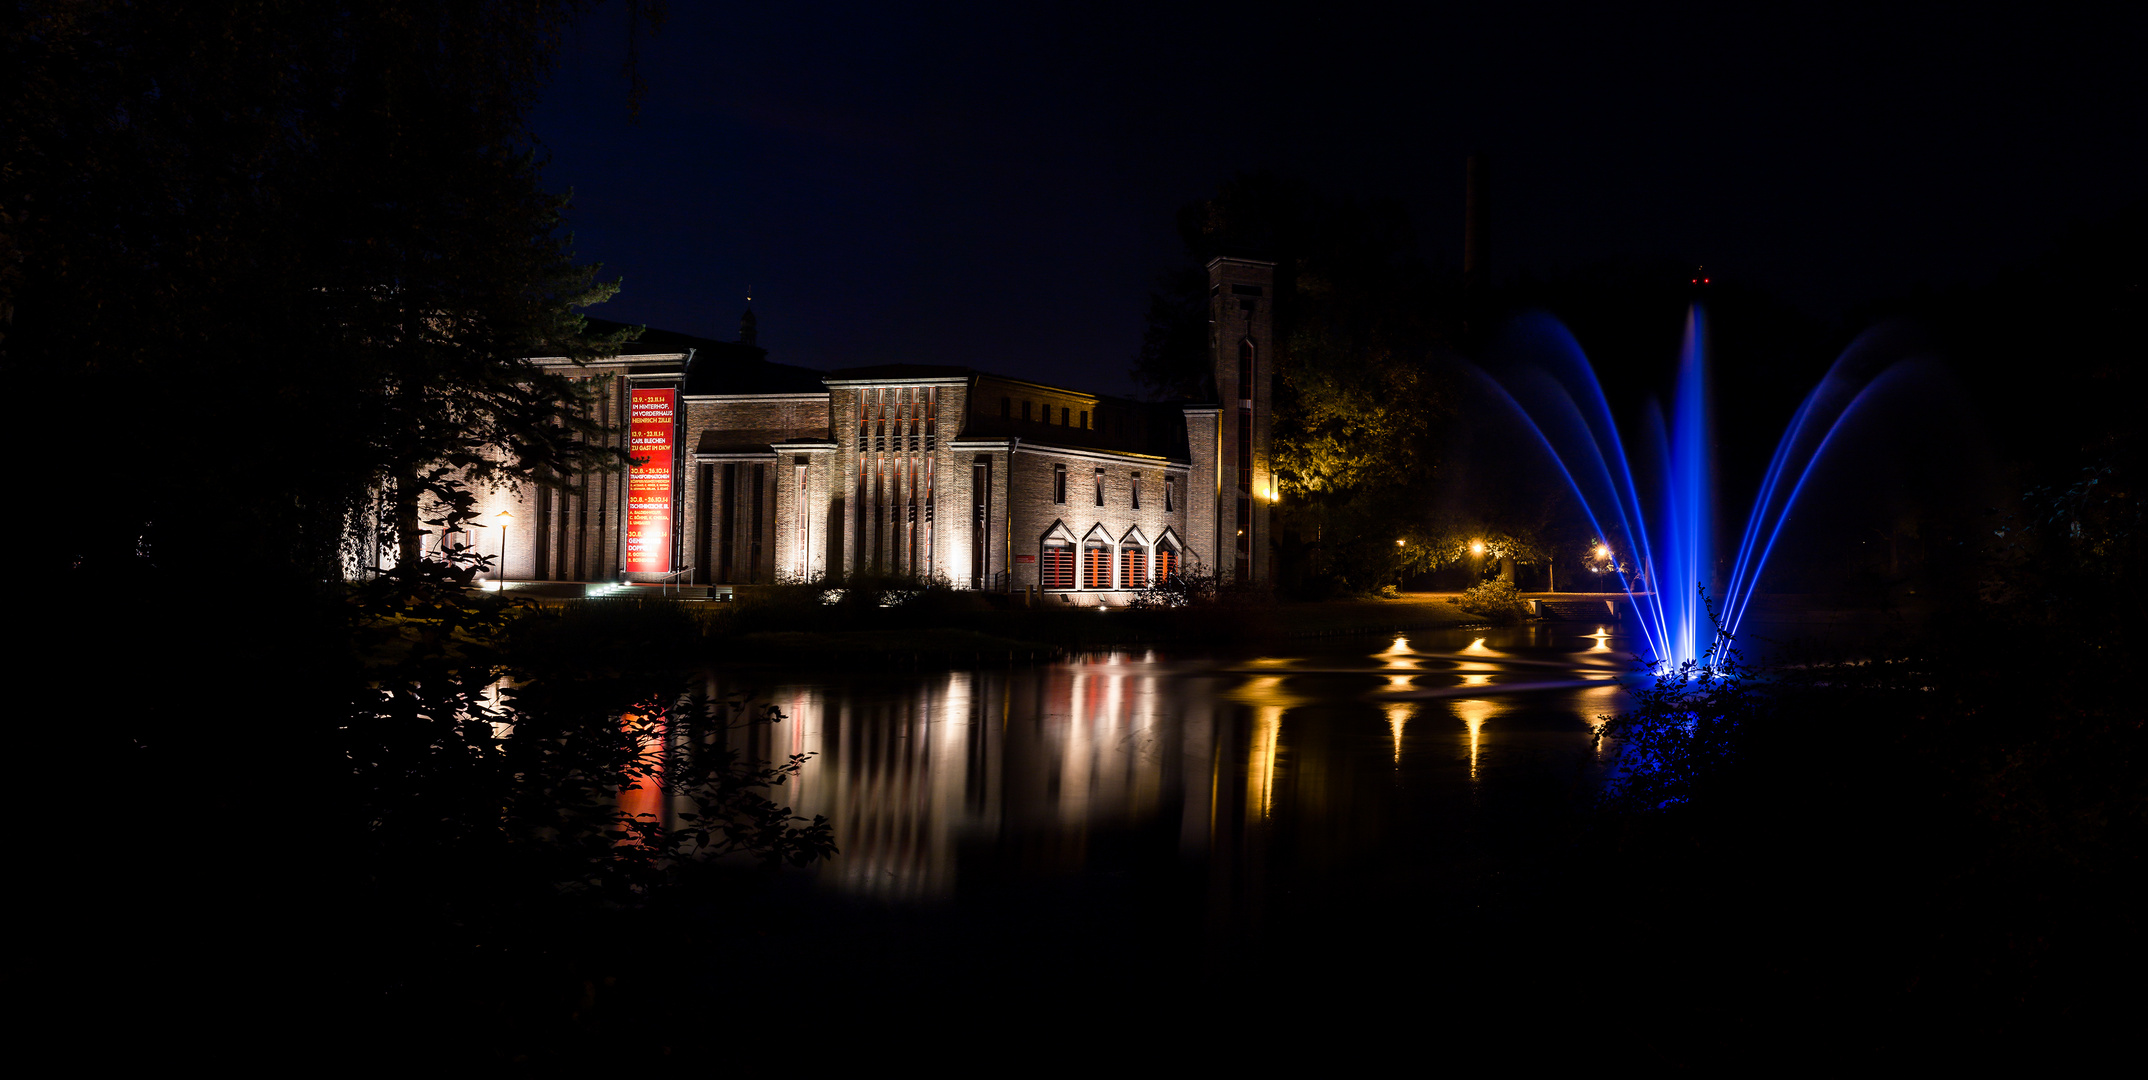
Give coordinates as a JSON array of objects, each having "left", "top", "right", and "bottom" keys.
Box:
[
  {"left": 1381, "top": 633, "right": 1418, "bottom": 669},
  {"left": 1227, "top": 677, "right": 1305, "bottom": 823},
  {"left": 1453, "top": 698, "right": 1498, "bottom": 781},
  {"left": 1249, "top": 705, "right": 1283, "bottom": 819},
  {"left": 1396, "top": 538, "right": 1406, "bottom": 547},
  {"left": 1470, "top": 540, "right": 1486, "bottom": 555},
  {"left": 1386, "top": 703, "right": 1411, "bottom": 764},
  {"left": 496, "top": 510, "right": 515, "bottom": 521},
  {"left": 1594, "top": 544, "right": 1609, "bottom": 558},
  {"left": 1463, "top": 637, "right": 1492, "bottom": 654}
]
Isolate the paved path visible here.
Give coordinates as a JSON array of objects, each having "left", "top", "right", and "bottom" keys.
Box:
[{"left": 1271, "top": 592, "right": 1630, "bottom": 636}]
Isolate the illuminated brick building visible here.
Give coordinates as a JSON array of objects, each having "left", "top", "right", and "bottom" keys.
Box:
[{"left": 475, "top": 257, "right": 1274, "bottom": 601}]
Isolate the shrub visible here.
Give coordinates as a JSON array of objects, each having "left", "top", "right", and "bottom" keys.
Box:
[
  {"left": 1593, "top": 650, "right": 1766, "bottom": 813},
  {"left": 1452, "top": 578, "right": 1529, "bottom": 623},
  {"left": 1130, "top": 561, "right": 1219, "bottom": 609}
]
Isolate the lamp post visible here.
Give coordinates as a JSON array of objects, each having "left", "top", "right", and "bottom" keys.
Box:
[{"left": 496, "top": 510, "right": 514, "bottom": 591}]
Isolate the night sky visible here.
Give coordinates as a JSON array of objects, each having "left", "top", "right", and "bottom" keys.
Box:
[{"left": 529, "top": 2, "right": 2145, "bottom": 396}]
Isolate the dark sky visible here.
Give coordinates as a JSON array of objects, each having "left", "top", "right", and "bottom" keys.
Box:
[{"left": 529, "top": 1, "right": 2145, "bottom": 396}]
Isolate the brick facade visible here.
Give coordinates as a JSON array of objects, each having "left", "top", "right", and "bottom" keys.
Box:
[{"left": 465, "top": 261, "right": 1274, "bottom": 599}]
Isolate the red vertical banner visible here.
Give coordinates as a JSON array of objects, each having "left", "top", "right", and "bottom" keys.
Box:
[{"left": 626, "top": 388, "right": 676, "bottom": 574}]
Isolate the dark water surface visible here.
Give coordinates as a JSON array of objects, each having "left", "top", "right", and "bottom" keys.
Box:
[{"left": 696, "top": 622, "right": 1638, "bottom": 1015}]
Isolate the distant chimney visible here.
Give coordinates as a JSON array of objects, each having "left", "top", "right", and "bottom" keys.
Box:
[{"left": 1464, "top": 153, "right": 1489, "bottom": 293}]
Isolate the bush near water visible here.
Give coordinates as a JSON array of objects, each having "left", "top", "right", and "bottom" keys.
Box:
[{"left": 1451, "top": 578, "right": 1530, "bottom": 624}]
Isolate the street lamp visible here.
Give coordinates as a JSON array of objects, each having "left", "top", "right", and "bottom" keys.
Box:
[
  {"left": 496, "top": 510, "right": 514, "bottom": 591},
  {"left": 1469, "top": 540, "right": 1486, "bottom": 556}
]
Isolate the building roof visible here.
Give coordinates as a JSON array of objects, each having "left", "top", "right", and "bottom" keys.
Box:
[
  {"left": 583, "top": 321, "right": 1202, "bottom": 461},
  {"left": 958, "top": 402, "right": 1194, "bottom": 461},
  {"left": 824, "top": 363, "right": 974, "bottom": 383},
  {"left": 585, "top": 318, "right": 828, "bottom": 395}
]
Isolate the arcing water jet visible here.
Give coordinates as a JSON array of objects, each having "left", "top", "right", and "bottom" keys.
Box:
[{"left": 1482, "top": 307, "right": 1923, "bottom": 668}]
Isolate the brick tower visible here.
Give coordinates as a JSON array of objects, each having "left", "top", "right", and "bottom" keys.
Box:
[{"left": 1207, "top": 256, "right": 1275, "bottom": 585}]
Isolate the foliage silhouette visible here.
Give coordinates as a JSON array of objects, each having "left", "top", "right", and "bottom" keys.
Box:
[{"left": 1450, "top": 578, "right": 1530, "bottom": 625}]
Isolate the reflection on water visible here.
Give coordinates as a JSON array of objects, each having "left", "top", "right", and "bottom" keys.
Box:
[
  {"left": 1453, "top": 698, "right": 1496, "bottom": 780},
  {"left": 679, "top": 625, "right": 1635, "bottom": 901},
  {"left": 1386, "top": 703, "right": 1411, "bottom": 764}
]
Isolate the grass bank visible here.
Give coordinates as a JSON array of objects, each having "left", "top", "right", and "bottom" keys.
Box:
[{"left": 507, "top": 588, "right": 1541, "bottom": 672}]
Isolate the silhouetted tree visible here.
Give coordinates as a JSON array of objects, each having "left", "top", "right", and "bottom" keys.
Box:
[{"left": 4, "top": 1, "right": 660, "bottom": 592}]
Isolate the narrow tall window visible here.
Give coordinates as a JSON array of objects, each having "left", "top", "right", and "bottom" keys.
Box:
[
  {"left": 1238, "top": 407, "right": 1252, "bottom": 494},
  {"left": 750, "top": 463, "right": 766, "bottom": 583},
  {"left": 1022, "top": 401, "right": 1032, "bottom": 422},
  {"left": 971, "top": 458, "right": 991, "bottom": 590},
  {"left": 1001, "top": 397, "right": 1011, "bottom": 419},
  {"left": 1061, "top": 407, "right": 1070, "bottom": 426},
  {"left": 1130, "top": 473, "right": 1141, "bottom": 511},
  {"left": 1094, "top": 468, "right": 1105, "bottom": 507},
  {"left": 1080, "top": 410, "right": 1089, "bottom": 430},
  {"left": 854, "top": 455, "right": 867, "bottom": 572},
  {"left": 1156, "top": 542, "right": 1179, "bottom": 582},
  {"left": 1236, "top": 494, "right": 1251, "bottom": 581},
  {"left": 1164, "top": 475, "right": 1175, "bottom": 513},
  {"left": 921, "top": 455, "right": 936, "bottom": 578},
  {"left": 719, "top": 462, "right": 738, "bottom": 583},
  {"left": 1053, "top": 464, "right": 1066, "bottom": 504}
]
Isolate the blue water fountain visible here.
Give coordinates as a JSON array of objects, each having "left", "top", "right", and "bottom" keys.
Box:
[{"left": 1482, "top": 307, "right": 1922, "bottom": 669}]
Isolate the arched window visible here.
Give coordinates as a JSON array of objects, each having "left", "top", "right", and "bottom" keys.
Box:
[
  {"left": 1238, "top": 338, "right": 1255, "bottom": 402},
  {"left": 1041, "top": 540, "right": 1075, "bottom": 591},
  {"left": 1121, "top": 541, "right": 1149, "bottom": 588},
  {"left": 1082, "top": 538, "right": 1111, "bottom": 590},
  {"left": 1156, "top": 539, "right": 1180, "bottom": 582}
]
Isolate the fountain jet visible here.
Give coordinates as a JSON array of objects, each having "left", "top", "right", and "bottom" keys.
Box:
[{"left": 1481, "top": 307, "right": 1919, "bottom": 669}]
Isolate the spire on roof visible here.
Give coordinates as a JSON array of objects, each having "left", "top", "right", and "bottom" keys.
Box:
[{"left": 739, "top": 291, "right": 758, "bottom": 347}]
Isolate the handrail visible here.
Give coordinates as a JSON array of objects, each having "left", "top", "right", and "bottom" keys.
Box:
[{"left": 658, "top": 565, "right": 694, "bottom": 597}]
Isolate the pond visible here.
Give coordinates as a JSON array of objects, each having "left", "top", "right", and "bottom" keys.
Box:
[{"left": 691, "top": 621, "right": 1638, "bottom": 994}]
